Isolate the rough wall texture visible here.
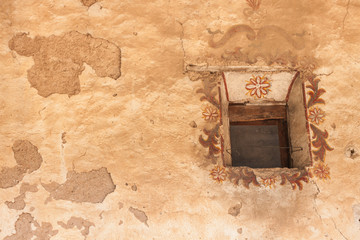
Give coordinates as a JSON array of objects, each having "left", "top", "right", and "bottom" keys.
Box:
[
  {"left": 0, "top": 0, "right": 359, "bottom": 239},
  {"left": 0, "top": 140, "right": 42, "bottom": 189},
  {"left": 8, "top": 31, "right": 121, "bottom": 97},
  {"left": 42, "top": 167, "right": 116, "bottom": 203}
]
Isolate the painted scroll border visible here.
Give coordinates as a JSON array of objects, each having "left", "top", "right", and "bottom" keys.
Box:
[{"left": 193, "top": 68, "right": 333, "bottom": 190}]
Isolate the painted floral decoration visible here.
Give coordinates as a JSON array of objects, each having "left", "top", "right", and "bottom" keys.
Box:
[
  {"left": 245, "top": 75, "right": 271, "bottom": 99},
  {"left": 202, "top": 104, "right": 219, "bottom": 121},
  {"left": 246, "top": 0, "right": 261, "bottom": 11},
  {"left": 313, "top": 163, "right": 330, "bottom": 180},
  {"left": 244, "top": 0, "right": 266, "bottom": 26},
  {"left": 308, "top": 107, "right": 325, "bottom": 125},
  {"left": 260, "top": 177, "right": 276, "bottom": 189},
  {"left": 210, "top": 166, "right": 227, "bottom": 183}
]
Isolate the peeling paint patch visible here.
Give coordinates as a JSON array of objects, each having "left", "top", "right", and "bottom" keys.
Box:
[
  {"left": 5, "top": 183, "right": 38, "bottom": 210},
  {"left": 5, "top": 194, "right": 25, "bottom": 210},
  {"left": 9, "top": 31, "right": 121, "bottom": 97},
  {"left": 58, "top": 217, "right": 94, "bottom": 238},
  {"left": 80, "top": 0, "right": 98, "bottom": 7},
  {"left": 42, "top": 167, "right": 116, "bottom": 203},
  {"left": 129, "top": 207, "right": 149, "bottom": 227},
  {"left": 61, "top": 132, "right": 67, "bottom": 145},
  {"left": 12, "top": 140, "right": 42, "bottom": 172},
  {"left": 228, "top": 203, "right": 242, "bottom": 217},
  {"left": 4, "top": 213, "right": 58, "bottom": 240},
  {"left": 0, "top": 140, "right": 42, "bottom": 189}
]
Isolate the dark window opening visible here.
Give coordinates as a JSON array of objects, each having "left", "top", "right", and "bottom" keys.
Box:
[{"left": 228, "top": 104, "right": 291, "bottom": 168}]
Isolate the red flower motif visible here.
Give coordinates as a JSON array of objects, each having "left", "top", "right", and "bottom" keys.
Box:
[
  {"left": 308, "top": 107, "right": 325, "bottom": 125},
  {"left": 245, "top": 75, "right": 271, "bottom": 98},
  {"left": 260, "top": 177, "right": 276, "bottom": 189},
  {"left": 209, "top": 166, "right": 227, "bottom": 183},
  {"left": 202, "top": 104, "right": 219, "bottom": 122},
  {"left": 313, "top": 163, "right": 330, "bottom": 180}
]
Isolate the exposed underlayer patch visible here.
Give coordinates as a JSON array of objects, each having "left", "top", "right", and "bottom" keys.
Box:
[
  {"left": 5, "top": 183, "right": 38, "bottom": 210},
  {"left": 228, "top": 203, "right": 242, "bottom": 217},
  {"left": 5, "top": 194, "right": 25, "bottom": 210},
  {"left": 42, "top": 167, "right": 116, "bottom": 203},
  {"left": 8, "top": 31, "right": 121, "bottom": 97},
  {"left": 0, "top": 140, "right": 43, "bottom": 189},
  {"left": 80, "top": 0, "right": 98, "bottom": 7},
  {"left": 129, "top": 207, "right": 149, "bottom": 227},
  {"left": 4, "top": 213, "right": 58, "bottom": 240},
  {"left": 58, "top": 217, "right": 94, "bottom": 238}
]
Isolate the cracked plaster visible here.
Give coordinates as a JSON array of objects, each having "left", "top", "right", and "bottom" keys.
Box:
[{"left": 0, "top": 0, "right": 360, "bottom": 239}]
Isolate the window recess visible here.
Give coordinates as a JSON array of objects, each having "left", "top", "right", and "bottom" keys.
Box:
[
  {"left": 221, "top": 70, "right": 311, "bottom": 169},
  {"left": 228, "top": 104, "right": 290, "bottom": 168}
]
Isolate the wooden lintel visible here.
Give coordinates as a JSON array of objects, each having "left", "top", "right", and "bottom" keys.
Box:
[{"left": 229, "top": 105, "right": 287, "bottom": 122}]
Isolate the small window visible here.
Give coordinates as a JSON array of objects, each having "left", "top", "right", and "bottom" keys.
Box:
[
  {"left": 228, "top": 104, "right": 290, "bottom": 168},
  {"left": 220, "top": 70, "right": 311, "bottom": 170}
]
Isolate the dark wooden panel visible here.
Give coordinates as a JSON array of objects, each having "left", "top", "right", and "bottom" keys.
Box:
[
  {"left": 230, "top": 124, "right": 282, "bottom": 168},
  {"left": 229, "top": 104, "right": 286, "bottom": 122},
  {"left": 230, "top": 119, "right": 290, "bottom": 168}
]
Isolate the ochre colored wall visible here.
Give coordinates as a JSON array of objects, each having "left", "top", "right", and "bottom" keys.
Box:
[{"left": 0, "top": 0, "right": 359, "bottom": 239}]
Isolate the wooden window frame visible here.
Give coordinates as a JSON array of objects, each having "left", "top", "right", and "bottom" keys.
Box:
[
  {"left": 220, "top": 78, "right": 295, "bottom": 168},
  {"left": 187, "top": 65, "right": 312, "bottom": 171}
]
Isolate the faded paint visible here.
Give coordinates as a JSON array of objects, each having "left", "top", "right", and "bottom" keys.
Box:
[{"left": 0, "top": 0, "right": 359, "bottom": 239}]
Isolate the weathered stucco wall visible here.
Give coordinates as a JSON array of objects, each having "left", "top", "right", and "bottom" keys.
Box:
[{"left": 0, "top": 0, "right": 360, "bottom": 239}]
